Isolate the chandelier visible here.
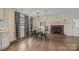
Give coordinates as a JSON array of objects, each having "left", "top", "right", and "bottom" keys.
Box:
[{"left": 32, "top": 9, "right": 46, "bottom": 17}]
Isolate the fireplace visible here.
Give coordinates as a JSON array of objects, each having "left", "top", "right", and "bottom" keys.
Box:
[{"left": 50, "top": 25, "right": 64, "bottom": 34}]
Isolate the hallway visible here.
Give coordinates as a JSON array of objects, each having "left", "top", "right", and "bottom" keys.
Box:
[{"left": 4, "top": 35, "right": 79, "bottom": 51}]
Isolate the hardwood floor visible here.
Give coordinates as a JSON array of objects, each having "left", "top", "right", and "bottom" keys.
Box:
[{"left": 4, "top": 35, "right": 79, "bottom": 51}]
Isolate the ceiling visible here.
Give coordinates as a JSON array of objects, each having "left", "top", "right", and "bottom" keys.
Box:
[{"left": 15, "top": 8, "right": 79, "bottom": 16}]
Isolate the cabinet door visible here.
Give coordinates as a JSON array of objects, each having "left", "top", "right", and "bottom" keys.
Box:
[
  {"left": 0, "top": 34, "right": 2, "bottom": 50},
  {"left": 19, "top": 16, "right": 25, "bottom": 38},
  {"left": 2, "top": 32, "right": 9, "bottom": 49},
  {"left": 24, "top": 16, "right": 29, "bottom": 36},
  {"left": 0, "top": 8, "right": 3, "bottom": 19},
  {"left": 20, "top": 27, "right": 25, "bottom": 38}
]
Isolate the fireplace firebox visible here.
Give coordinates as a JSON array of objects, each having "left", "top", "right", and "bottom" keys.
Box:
[{"left": 50, "top": 25, "right": 64, "bottom": 34}]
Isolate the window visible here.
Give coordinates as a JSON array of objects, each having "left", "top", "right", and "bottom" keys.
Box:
[{"left": 40, "top": 22, "right": 44, "bottom": 26}]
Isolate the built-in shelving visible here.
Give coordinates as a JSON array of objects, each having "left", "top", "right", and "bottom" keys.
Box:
[
  {"left": 15, "top": 12, "right": 33, "bottom": 39},
  {"left": 15, "top": 12, "right": 20, "bottom": 39},
  {"left": 24, "top": 16, "right": 29, "bottom": 36}
]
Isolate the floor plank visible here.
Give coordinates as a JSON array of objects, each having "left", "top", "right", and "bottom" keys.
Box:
[{"left": 4, "top": 35, "right": 79, "bottom": 51}]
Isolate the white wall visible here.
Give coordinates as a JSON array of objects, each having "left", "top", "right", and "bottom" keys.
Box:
[
  {"left": 64, "top": 16, "right": 79, "bottom": 36},
  {"left": 64, "top": 19, "right": 73, "bottom": 36},
  {"left": 72, "top": 19, "right": 79, "bottom": 36}
]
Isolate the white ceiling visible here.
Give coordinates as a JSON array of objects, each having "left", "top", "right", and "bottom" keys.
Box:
[{"left": 15, "top": 8, "right": 79, "bottom": 16}]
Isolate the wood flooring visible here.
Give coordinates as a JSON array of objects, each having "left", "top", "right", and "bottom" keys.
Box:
[{"left": 3, "top": 35, "right": 79, "bottom": 51}]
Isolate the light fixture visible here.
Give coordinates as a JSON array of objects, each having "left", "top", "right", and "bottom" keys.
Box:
[{"left": 32, "top": 9, "right": 46, "bottom": 17}]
